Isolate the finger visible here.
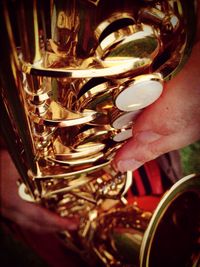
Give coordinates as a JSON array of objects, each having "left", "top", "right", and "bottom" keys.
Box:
[
  {"left": 19, "top": 203, "right": 79, "bottom": 232},
  {"left": 29, "top": 204, "right": 79, "bottom": 232},
  {"left": 113, "top": 124, "right": 199, "bottom": 173},
  {"left": 8, "top": 203, "right": 79, "bottom": 233}
]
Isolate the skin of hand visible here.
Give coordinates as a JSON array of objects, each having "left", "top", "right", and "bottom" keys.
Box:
[
  {"left": 0, "top": 149, "right": 79, "bottom": 233},
  {"left": 113, "top": 5, "right": 200, "bottom": 173}
]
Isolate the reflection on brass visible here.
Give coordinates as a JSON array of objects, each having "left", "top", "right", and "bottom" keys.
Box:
[
  {"left": 96, "top": 23, "right": 160, "bottom": 70},
  {"left": 23, "top": 58, "right": 143, "bottom": 78},
  {"left": 77, "top": 79, "right": 115, "bottom": 110},
  {"left": 30, "top": 101, "right": 98, "bottom": 127},
  {"left": 0, "top": 1, "right": 198, "bottom": 266},
  {"left": 94, "top": 12, "right": 135, "bottom": 41},
  {"left": 138, "top": 7, "right": 180, "bottom": 32},
  {"left": 53, "top": 138, "right": 106, "bottom": 160}
]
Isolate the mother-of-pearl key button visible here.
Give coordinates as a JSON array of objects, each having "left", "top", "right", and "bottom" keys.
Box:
[
  {"left": 112, "top": 110, "right": 141, "bottom": 129},
  {"left": 113, "top": 128, "right": 133, "bottom": 142},
  {"left": 115, "top": 77, "right": 163, "bottom": 112}
]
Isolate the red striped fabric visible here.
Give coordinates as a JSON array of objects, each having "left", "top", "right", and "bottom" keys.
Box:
[{"left": 144, "top": 160, "right": 164, "bottom": 195}]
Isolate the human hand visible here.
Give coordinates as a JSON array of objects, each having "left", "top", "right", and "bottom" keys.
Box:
[
  {"left": 0, "top": 149, "right": 78, "bottom": 233},
  {"left": 113, "top": 8, "right": 200, "bottom": 173}
]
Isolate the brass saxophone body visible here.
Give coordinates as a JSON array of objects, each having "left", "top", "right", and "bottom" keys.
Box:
[{"left": 0, "top": 0, "right": 199, "bottom": 266}]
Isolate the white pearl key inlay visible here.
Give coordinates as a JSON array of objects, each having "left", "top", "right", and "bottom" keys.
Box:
[{"left": 116, "top": 76, "right": 163, "bottom": 112}]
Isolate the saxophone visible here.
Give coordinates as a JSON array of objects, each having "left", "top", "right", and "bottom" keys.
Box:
[{"left": 0, "top": 0, "right": 199, "bottom": 266}]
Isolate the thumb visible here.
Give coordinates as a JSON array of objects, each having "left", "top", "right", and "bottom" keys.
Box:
[{"left": 113, "top": 43, "right": 200, "bottom": 173}]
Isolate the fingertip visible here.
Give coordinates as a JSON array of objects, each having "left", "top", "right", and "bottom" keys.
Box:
[
  {"left": 57, "top": 216, "right": 80, "bottom": 232},
  {"left": 65, "top": 218, "right": 80, "bottom": 231}
]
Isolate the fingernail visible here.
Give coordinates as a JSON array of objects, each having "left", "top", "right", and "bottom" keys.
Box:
[
  {"left": 117, "top": 159, "right": 143, "bottom": 173},
  {"left": 135, "top": 130, "right": 161, "bottom": 144}
]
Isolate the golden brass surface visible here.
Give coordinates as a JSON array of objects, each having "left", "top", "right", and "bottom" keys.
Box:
[{"left": 0, "top": 0, "right": 198, "bottom": 266}]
